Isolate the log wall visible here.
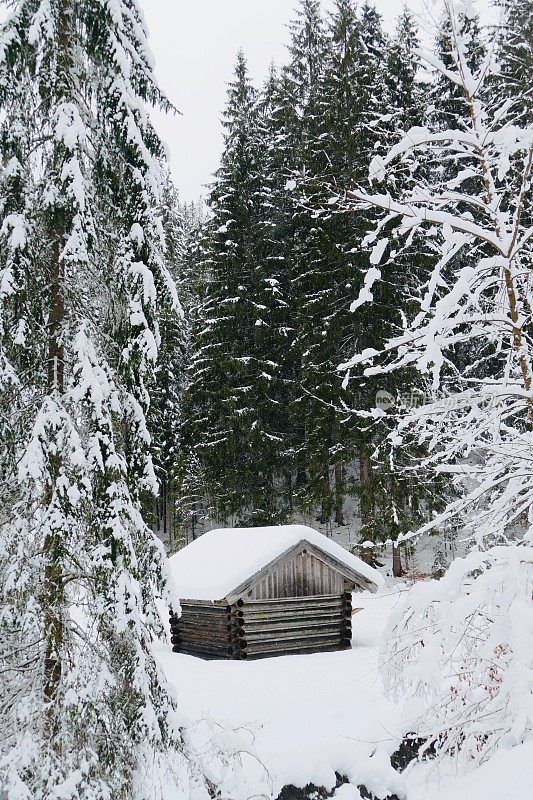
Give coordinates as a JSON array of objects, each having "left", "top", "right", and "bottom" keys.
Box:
[
  {"left": 170, "top": 602, "right": 235, "bottom": 660},
  {"left": 171, "top": 594, "right": 352, "bottom": 660}
]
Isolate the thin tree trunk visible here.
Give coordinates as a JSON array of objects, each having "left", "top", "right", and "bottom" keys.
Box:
[
  {"left": 359, "top": 448, "right": 373, "bottom": 531},
  {"left": 43, "top": 226, "right": 65, "bottom": 732},
  {"left": 334, "top": 458, "right": 344, "bottom": 526},
  {"left": 319, "top": 460, "right": 332, "bottom": 524},
  {"left": 286, "top": 471, "right": 293, "bottom": 513},
  {"left": 333, "top": 416, "right": 345, "bottom": 526},
  {"left": 392, "top": 543, "right": 403, "bottom": 578},
  {"left": 43, "top": 0, "right": 69, "bottom": 735}
]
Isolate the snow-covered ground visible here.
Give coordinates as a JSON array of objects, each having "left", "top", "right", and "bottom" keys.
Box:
[
  {"left": 157, "top": 585, "right": 530, "bottom": 800},
  {"left": 158, "top": 588, "right": 405, "bottom": 798},
  {"left": 406, "top": 741, "right": 533, "bottom": 800}
]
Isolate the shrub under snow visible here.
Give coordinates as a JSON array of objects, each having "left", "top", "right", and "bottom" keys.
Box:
[{"left": 382, "top": 546, "right": 533, "bottom": 769}]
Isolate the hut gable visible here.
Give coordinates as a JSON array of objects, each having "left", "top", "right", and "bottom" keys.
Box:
[{"left": 231, "top": 540, "right": 373, "bottom": 602}]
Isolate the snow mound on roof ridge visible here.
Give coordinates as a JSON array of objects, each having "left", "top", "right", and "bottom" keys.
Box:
[{"left": 169, "top": 524, "right": 383, "bottom": 602}]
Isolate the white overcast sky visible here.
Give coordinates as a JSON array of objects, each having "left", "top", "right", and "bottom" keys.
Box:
[{"left": 143, "top": 0, "right": 493, "bottom": 203}]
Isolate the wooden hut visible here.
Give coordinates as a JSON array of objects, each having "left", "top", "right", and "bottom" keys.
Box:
[{"left": 168, "top": 525, "right": 382, "bottom": 660}]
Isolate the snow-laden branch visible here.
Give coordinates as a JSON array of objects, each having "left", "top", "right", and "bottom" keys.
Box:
[{"left": 339, "top": 0, "right": 533, "bottom": 547}]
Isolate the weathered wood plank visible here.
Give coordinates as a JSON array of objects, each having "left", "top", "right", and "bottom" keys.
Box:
[
  {"left": 239, "top": 618, "right": 348, "bottom": 635},
  {"left": 237, "top": 599, "right": 350, "bottom": 614},
  {"left": 242, "top": 642, "right": 351, "bottom": 660},
  {"left": 180, "top": 604, "right": 230, "bottom": 614},
  {"left": 239, "top": 635, "right": 349, "bottom": 656},
  {"left": 174, "top": 646, "right": 234, "bottom": 660},
  {"left": 239, "top": 628, "right": 350, "bottom": 647},
  {"left": 239, "top": 592, "right": 350, "bottom": 606},
  {"left": 235, "top": 608, "right": 351, "bottom": 624}
]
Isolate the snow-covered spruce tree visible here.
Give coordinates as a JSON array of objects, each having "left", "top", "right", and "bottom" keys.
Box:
[
  {"left": 283, "top": 0, "right": 341, "bottom": 525},
  {"left": 301, "top": 1, "right": 435, "bottom": 552},
  {"left": 0, "top": 2, "right": 190, "bottom": 797},
  {"left": 186, "top": 52, "right": 291, "bottom": 525},
  {"left": 276, "top": 0, "right": 328, "bottom": 517},
  {"left": 341, "top": 0, "right": 533, "bottom": 766},
  {"left": 167, "top": 201, "right": 207, "bottom": 544},
  {"left": 254, "top": 65, "right": 305, "bottom": 516},
  {"left": 287, "top": 0, "right": 391, "bottom": 528},
  {"left": 146, "top": 180, "right": 190, "bottom": 547}
]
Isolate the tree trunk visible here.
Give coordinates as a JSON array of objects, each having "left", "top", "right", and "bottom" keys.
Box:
[
  {"left": 43, "top": 0, "right": 69, "bottom": 736},
  {"left": 334, "top": 459, "right": 344, "bottom": 526},
  {"left": 286, "top": 471, "right": 293, "bottom": 513},
  {"left": 319, "top": 464, "right": 333, "bottom": 524},
  {"left": 359, "top": 448, "right": 373, "bottom": 532},
  {"left": 333, "top": 416, "right": 345, "bottom": 526},
  {"left": 392, "top": 543, "right": 403, "bottom": 578},
  {"left": 43, "top": 220, "right": 65, "bottom": 733}
]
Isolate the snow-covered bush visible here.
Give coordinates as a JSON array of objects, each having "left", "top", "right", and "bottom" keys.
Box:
[{"left": 382, "top": 546, "right": 533, "bottom": 768}]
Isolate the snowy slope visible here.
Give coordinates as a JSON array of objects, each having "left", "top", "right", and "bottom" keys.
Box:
[{"left": 168, "top": 525, "right": 383, "bottom": 601}]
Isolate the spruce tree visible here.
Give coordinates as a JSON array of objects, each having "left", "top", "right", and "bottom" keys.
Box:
[
  {"left": 292, "top": 0, "right": 390, "bottom": 530},
  {"left": 255, "top": 65, "right": 304, "bottom": 514},
  {"left": 147, "top": 181, "right": 190, "bottom": 547},
  {"left": 362, "top": 7, "right": 435, "bottom": 571},
  {"left": 186, "top": 52, "right": 290, "bottom": 524},
  {"left": 0, "top": 2, "right": 187, "bottom": 796}
]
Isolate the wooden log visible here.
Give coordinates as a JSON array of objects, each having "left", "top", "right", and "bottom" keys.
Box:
[
  {"left": 177, "top": 617, "right": 231, "bottom": 632},
  {"left": 176, "top": 635, "right": 234, "bottom": 648},
  {"left": 179, "top": 617, "right": 232, "bottom": 631},
  {"left": 176, "top": 647, "right": 234, "bottom": 660},
  {"left": 237, "top": 595, "right": 349, "bottom": 611},
  {"left": 236, "top": 596, "right": 351, "bottom": 609},
  {"left": 243, "top": 642, "right": 351, "bottom": 660},
  {"left": 178, "top": 624, "right": 233, "bottom": 637},
  {"left": 174, "top": 639, "right": 234, "bottom": 655},
  {"left": 236, "top": 632, "right": 350, "bottom": 645},
  {"left": 236, "top": 629, "right": 343, "bottom": 642},
  {"left": 239, "top": 618, "right": 348, "bottom": 636},
  {"left": 180, "top": 604, "right": 230, "bottom": 616},
  {"left": 239, "top": 635, "right": 349, "bottom": 656},
  {"left": 237, "top": 607, "right": 347, "bottom": 622},
  {"left": 238, "top": 604, "right": 348, "bottom": 616},
  {"left": 174, "top": 640, "right": 234, "bottom": 653},
  {"left": 235, "top": 615, "right": 330, "bottom": 627},
  {"left": 237, "top": 593, "right": 350, "bottom": 607},
  {"left": 238, "top": 630, "right": 349, "bottom": 648},
  {"left": 235, "top": 603, "right": 349, "bottom": 617},
  {"left": 179, "top": 612, "right": 230, "bottom": 623},
  {"left": 180, "top": 599, "right": 229, "bottom": 608},
  {"left": 179, "top": 606, "right": 232, "bottom": 617},
  {"left": 176, "top": 630, "right": 233, "bottom": 645}
]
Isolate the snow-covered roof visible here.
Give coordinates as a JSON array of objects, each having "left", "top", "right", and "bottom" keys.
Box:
[{"left": 169, "top": 524, "right": 383, "bottom": 601}]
